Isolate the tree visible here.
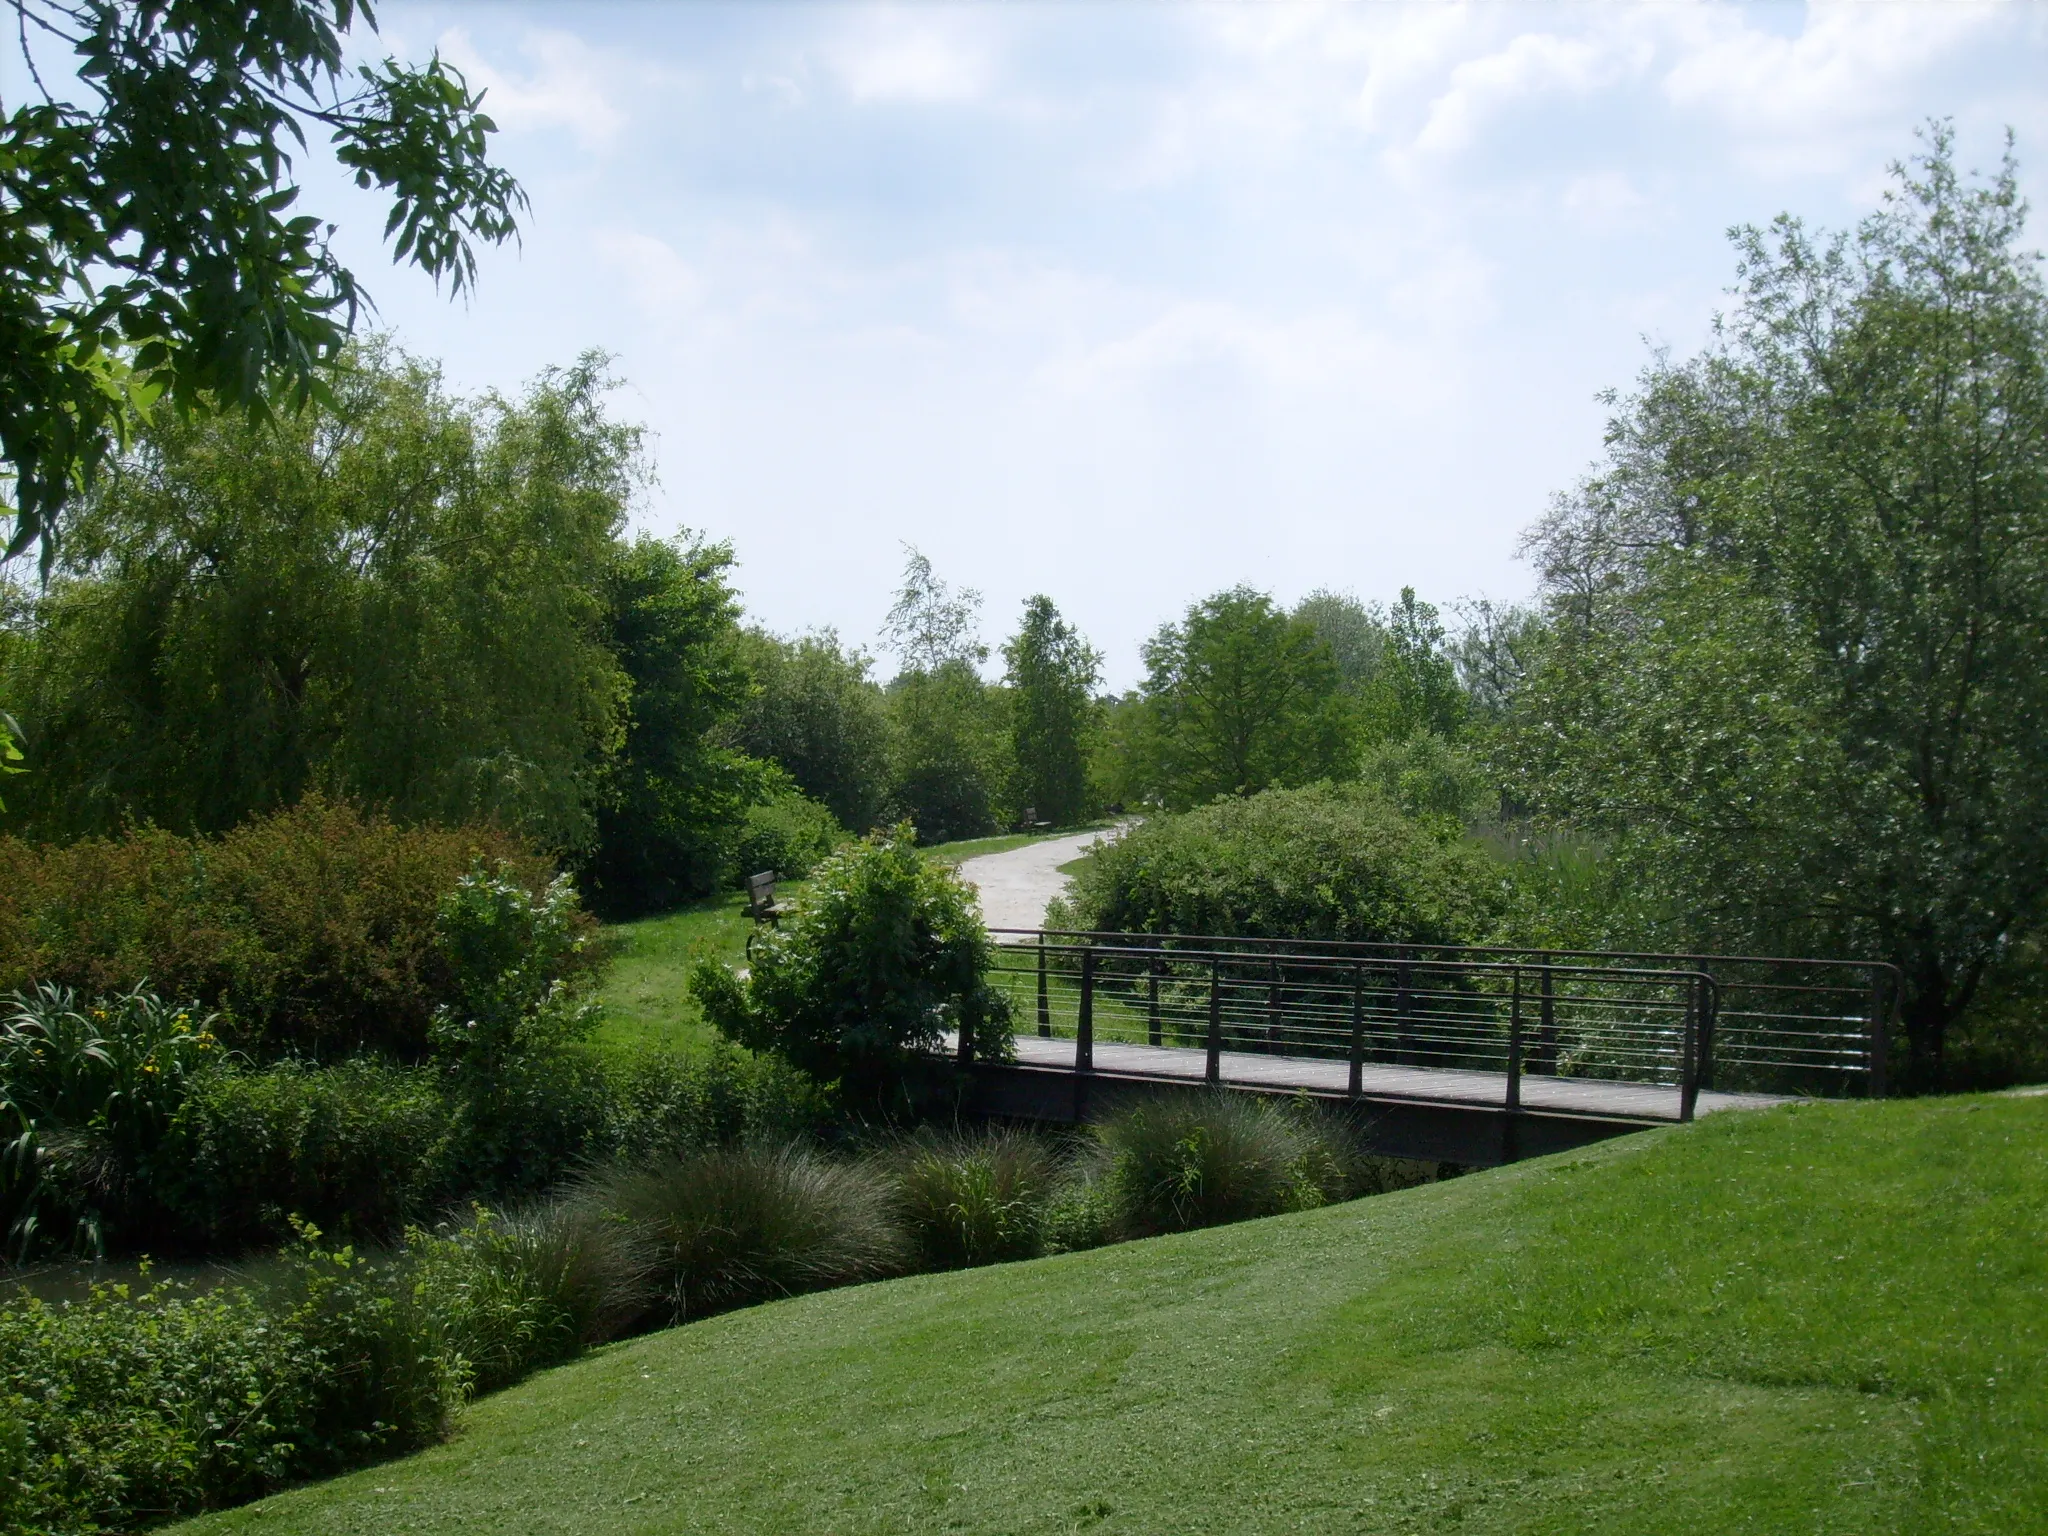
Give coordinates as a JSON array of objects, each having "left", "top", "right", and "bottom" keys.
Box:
[
  {"left": 730, "top": 628, "right": 891, "bottom": 831},
  {"left": 1509, "top": 126, "right": 2048, "bottom": 1084},
  {"left": 1292, "top": 589, "right": 1387, "bottom": 693},
  {"left": 1131, "top": 586, "right": 1348, "bottom": 809},
  {"left": 1002, "top": 595, "right": 1100, "bottom": 826},
  {"left": 584, "top": 534, "right": 759, "bottom": 916},
  {"left": 881, "top": 545, "right": 985, "bottom": 672},
  {"left": 886, "top": 661, "right": 1004, "bottom": 843},
  {"left": 1, "top": 344, "right": 635, "bottom": 850},
  {"left": 877, "top": 547, "right": 1002, "bottom": 841},
  {"left": 3, "top": 0, "right": 525, "bottom": 572}
]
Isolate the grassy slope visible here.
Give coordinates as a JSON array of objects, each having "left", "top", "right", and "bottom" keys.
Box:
[
  {"left": 592, "top": 829, "right": 1091, "bottom": 1055},
  {"left": 178, "top": 1093, "right": 2046, "bottom": 1534}
]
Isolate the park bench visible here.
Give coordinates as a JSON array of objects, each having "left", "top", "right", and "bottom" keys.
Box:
[
  {"left": 746, "top": 870, "right": 788, "bottom": 924},
  {"left": 1018, "top": 805, "right": 1053, "bottom": 832}
]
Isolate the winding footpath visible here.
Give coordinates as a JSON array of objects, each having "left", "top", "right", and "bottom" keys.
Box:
[{"left": 954, "top": 827, "right": 1118, "bottom": 934}]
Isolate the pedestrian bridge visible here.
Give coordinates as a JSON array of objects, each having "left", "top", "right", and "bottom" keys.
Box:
[{"left": 953, "top": 931, "right": 1894, "bottom": 1166}]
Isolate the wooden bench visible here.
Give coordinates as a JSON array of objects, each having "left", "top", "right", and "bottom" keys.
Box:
[
  {"left": 746, "top": 870, "right": 788, "bottom": 924},
  {"left": 1018, "top": 805, "right": 1053, "bottom": 832}
]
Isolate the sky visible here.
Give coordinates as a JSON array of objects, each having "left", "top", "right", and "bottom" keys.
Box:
[{"left": 29, "top": 3, "right": 2048, "bottom": 685}]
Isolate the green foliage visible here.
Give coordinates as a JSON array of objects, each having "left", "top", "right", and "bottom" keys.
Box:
[
  {"left": 430, "top": 864, "right": 600, "bottom": 1075},
  {"left": 690, "top": 829, "right": 1013, "bottom": 1105},
  {"left": 1357, "top": 729, "right": 1494, "bottom": 828},
  {"left": 883, "top": 660, "right": 1006, "bottom": 843},
  {"left": 1509, "top": 128, "right": 2048, "bottom": 1084},
  {"left": 1128, "top": 586, "right": 1350, "bottom": 809},
  {"left": 1054, "top": 783, "right": 1502, "bottom": 946},
  {"left": 600, "top": 1044, "right": 833, "bottom": 1163},
  {"left": 589, "top": 1146, "right": 906, "bottom": 1323},
  {"left": 3, "top": 347, "right": 638, "bottom": 854},
  {"left": 0, "top": 797, "right": 560, "bottom": 1060},
  {"left": 731, "top": 628, "right": 893, "bottom": 832},
  {"left": 880, "top": 549, "right": 1006, "bottom": 841},
  {"left": 1001, "top": 596, "right": 1102, "bottom": 827},
  {"left": 0, "top": 984, "right": 222, "bottom": 1256},
  {"left": 1091, "top": 1094, "right": 1360, "bottom": 1237},
  {"left": 1, "top": 0, "right": 525, "bottom": 572},
  {"left": 0, "top": 1225, "right": 480, "bottom": 1534},
  {"left": 0, "top": 709, "right": 20, "bottom": 814},
  {"left": 881, "top": 1126, "right": 1060, "bottom": 1270},
  {"left": 160, "top": 1060, "right": 454, "bottom": 1251},
  {"left": 585, "top": 534, "right": 758, "bottom": 917},
  {"left": 727, "top": 787, "right": 847, "bottom": 887}
]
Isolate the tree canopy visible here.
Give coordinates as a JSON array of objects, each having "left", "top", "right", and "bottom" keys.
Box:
[
  {"left": 1508, "top": 126, "right": 2048, "bottom": 1083},
  {"left": 2, "top": 0, "right": 524, "bottom": 570},
  {"left": 1001, "top": 595, "right": 1099, "bottom": 826}
]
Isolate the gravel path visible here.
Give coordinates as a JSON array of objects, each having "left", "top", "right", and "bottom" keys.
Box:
[{"left": 956, "top": 827, "right": 1119, "bottom": 934}]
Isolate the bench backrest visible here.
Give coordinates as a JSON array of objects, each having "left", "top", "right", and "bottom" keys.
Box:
[{"left": 747, "top": 870, "right": 778, "bottom": 915}]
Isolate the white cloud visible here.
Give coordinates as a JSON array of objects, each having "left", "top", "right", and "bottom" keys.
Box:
[
  {"left": 594, "top": 230, "right": 702, "bottom": 320},
  {"left": 829, "top": 15, "right": 991, "bottom": 104},
  {"left": 437, "top": 27, "right": 630, "bottom": 149}
]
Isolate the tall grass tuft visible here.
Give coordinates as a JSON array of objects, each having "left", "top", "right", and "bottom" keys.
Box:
[
  {"left": 590, "top": 1146, "right": 906, "bottom": 1322},
  {"left": 1094, "top": 1094, "right": 1364, "bottom": 1236},
  {"left": 881, "top": 1126, "right": 1061, "bottom": 1269}
]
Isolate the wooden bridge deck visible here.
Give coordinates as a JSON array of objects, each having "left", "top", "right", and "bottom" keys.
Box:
[{"left": 999, "top": 1032, "right": 1789, "bottom": 1123}]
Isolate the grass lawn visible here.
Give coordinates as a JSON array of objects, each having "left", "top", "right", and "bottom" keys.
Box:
[
  {"left": 173, "top": 1092, "right": 2046, "bottom": 1534},
  {"left": 589, "top": 892, "right": 764, "bottom": 1055}
]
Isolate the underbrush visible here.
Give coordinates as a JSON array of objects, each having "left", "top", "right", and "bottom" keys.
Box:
[{"left": 2, "top": 1098, "right": 1436, "bottom": 1533}]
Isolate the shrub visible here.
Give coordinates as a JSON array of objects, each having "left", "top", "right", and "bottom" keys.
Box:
[
  {"left": 159, "top": 1060, "right": 455, "bottom": 1250},
  {"left": 1051, "top": 782, "right": 1502, "bottom": 946},
  {"left": 1092, "top": 1094, "right": 1363, "bottom": 1237},
  {"left": 691, "top": 827, "right": 1013, "bottom": 1107},
  {"left": 589, "top": 1145, "right": 906, "bottom": 1322},
  {"left": 398, "top": 1207, "right": 647, "bottom": 1397},
  {"left": 0, "top": 1229, "right": 469, "bottom": 1534},
  {"left": 601, "top": 1043, "right": 833, "bottom": 1162},
  {"left": 0, "top": 797, "right": 579, "bottom": 1060},
  {"left": 728, "top": 787, "right": 847, "bottom": 887},
  {"left": 881, "top": 1126, "right": 1059, "bottom": 1270},
  {"left": 0, "top": 984, "right": 224, "bottom": 1257}
]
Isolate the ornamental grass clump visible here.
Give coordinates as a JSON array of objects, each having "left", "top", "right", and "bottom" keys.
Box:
[
  {"left": 1095, "top": 1093, "right": 1363, "bottom": 1237},
  {"left": 589, "top": 1145, "right": 906, "bottom": 1323},
  {"left": 882, "top": 1126, "right": 1061, "bottom": 1270}
]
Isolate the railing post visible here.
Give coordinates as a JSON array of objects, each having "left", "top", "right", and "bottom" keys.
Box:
[
  {"left": 1506, "top": 967, "right": 1522, "bottom": 1111},
  {"left": 1678, "top": 975, "right": 1700, "bottom": 1123},
  {"left": 1036, "top": 933, "right": 1051, "bottom": 1039},
  {"left": 1696, "top": 976, "right": 1717, "bottom": 1091},
  {"left": 1348, "top": 963, "right": 1364, "bottom": 1097},
  {"left": 1396, "top": 959, "right": 1415, "bottom": 1065},
  {"left": 1077, "top": 948, "right": 1095, "bottom": 1073},
  {"left": 1536, "top": 955, "right": 1556, "bottom": 1074},
  {"left": 1867, "top": 969, "right": 1888, "bottom": 1099},
  {"left": 1265, "top": 959, "right": 1281, "bottom": 1053},
  {"left": 1148, "top": 946, "right": 1162, "bottom": 1048},
  {"left": 1206, "top": 956, "right": 1222, "bottom": 1085}
]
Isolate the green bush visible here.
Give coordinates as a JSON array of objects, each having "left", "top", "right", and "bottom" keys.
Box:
[
  {"left": 1092, "top": 1094, "right": 1363, "bottom": 1237},
  {"left": 590, "top": 1145, "right": 905, "bottom": 1323},
  {"left": 0, "top": 1228, "right": 473, "bottom": 1535},
  {"left": 691, "top": 828, "right": 1013, "bottom": 1106},
  {"left": 0, "top": 984, "right": 224, "bottom": 1257},
  {"left": 881, "top": 1126, "right": 1059, "bottom": 1270},
  {"left": 728, "top": 788, "right": 847, "bottom": 887},
  {"left": 160, "top": 1060, "right": 455, "bottom": 1250},
  {"left": 1051, "top": 783, "right": 1502, "bottom": 946},
  {"left": 0, "top": 798, "right": 578, "bottom": 1060},
  {"left": 602, "top": 1043, "right": 833, "bottom": 1162}
]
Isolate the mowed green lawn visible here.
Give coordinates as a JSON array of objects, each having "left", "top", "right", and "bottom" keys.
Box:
[{"left": 176, "top": 1093, "right": 2046, "bottom": 1534}]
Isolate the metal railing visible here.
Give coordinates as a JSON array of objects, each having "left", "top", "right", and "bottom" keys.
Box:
[{"left": 971, "top": 930, "right": 1895, "bottom": 1117}]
